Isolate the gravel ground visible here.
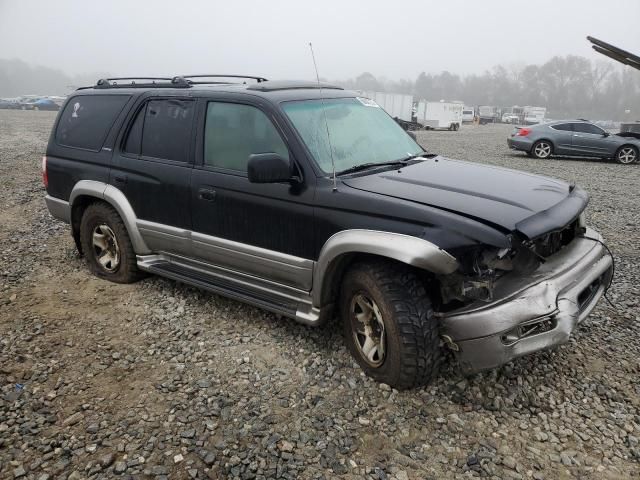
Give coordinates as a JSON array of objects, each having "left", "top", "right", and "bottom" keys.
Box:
[{"left": 0, "top": 111, "right": 638, "bottom": 480}]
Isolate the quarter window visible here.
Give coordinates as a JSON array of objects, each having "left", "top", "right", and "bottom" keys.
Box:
[
  {"left": 204, "top": 102, "right": 289, "bottom": 172},
  {"left": 123, "top": 99, "right": 194, "bottom": 162},
  {"left": 552, "top": 123, "right": 573, "bottom": 132},
  {"left": 56, "top": 95, "right": 130, "bottom": 151}
]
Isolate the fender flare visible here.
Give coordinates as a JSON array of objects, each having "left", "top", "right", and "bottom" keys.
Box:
[
  {"left": 311, "top": 229, "right": 459, "bottom": 307},
  {"left": 69, "top": 180, "right": 151, "bottom": 254}
]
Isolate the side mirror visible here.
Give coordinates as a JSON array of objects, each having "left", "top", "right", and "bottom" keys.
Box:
[
  {"left": 407, "top": 131, "right": 417, "bottom": 141},
  {"left": 602, "top": 132, "right": 610, "bottom": 137},
  {"left": 247, "top": 153, "right": 292, "bottom": 183}
]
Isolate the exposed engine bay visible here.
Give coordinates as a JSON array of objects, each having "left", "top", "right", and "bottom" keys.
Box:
[{"left": 440, "top": 217, "right": 584, "bottom": 306}]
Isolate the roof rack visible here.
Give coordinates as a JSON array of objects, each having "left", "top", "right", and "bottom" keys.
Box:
[{"left": 81, "top": 74, "right": 268, "bottom": 90}]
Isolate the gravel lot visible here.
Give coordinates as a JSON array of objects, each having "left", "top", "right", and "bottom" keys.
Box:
[{"left": 1, "top": 111, "right": 639, "bottom": 480}]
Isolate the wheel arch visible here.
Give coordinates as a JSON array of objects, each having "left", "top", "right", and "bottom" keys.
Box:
[
  {"left": 69, "top": 180, "right": 150, "bottom": 255},
  {"left": 531, "top": 138, "right": 555, "bottom": 151},
  {"left": 312, "top": 230, "right": 458, "bottom": 309}
]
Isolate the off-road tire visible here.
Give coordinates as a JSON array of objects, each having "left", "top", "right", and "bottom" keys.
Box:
[
  {"left": 531, "top": 140, "right": 553, "bottom": 159},
  {"left": 79, "top": 202, "right": 143, "bottom": 284},
  {"left": 340, "top": 260, "right": 441, "bottom": 389},
  {"left": 614, "top": 145, "right": 638, "bottom": 164}
]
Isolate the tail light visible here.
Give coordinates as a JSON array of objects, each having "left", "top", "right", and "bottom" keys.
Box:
[
  {"left": 42, "top": 156, "right": 48, "bottom": 188},
  {"left": 516, "top": 128, "right": 531, "bottom": 137}
]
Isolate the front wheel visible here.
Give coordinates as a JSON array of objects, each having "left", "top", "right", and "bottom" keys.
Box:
[
  {"left": 340, "top": 260, "right": 441, "bottom": 389},
  {"left": 531, "top": 140, "right": 553, "bottom": 159},
  {"left": 615, "top": 146, "right": 638, "bottom": 164}
]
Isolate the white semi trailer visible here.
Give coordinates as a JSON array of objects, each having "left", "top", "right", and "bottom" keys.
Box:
[
  {"left": 416, "top": 101, "right": 463, "bottom": 131},
  {"left": 360, "top": 91, "right": 415, "bottom": 127}
]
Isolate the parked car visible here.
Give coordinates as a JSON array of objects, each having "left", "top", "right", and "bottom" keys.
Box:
[
  {"left": 508, "top": 120, "right": 640, "bottom": 164},
  {"left": 43, "top": 75, "right": 613, "bottom": 389},
  {"left": 32, "top": 98, "right": 61, "bottom": 111}
]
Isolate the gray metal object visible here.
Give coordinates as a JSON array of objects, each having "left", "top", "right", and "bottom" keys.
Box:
[
  {"left": 441, "top": 228, "right": 613, "bottom": 372},
  {"left": 507, "top": 120, "right": 640, "bottom": 160}
]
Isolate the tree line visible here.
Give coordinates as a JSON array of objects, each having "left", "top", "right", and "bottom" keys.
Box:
[{"left": 337, "top": 55, "right": 640, "bottom": 121}]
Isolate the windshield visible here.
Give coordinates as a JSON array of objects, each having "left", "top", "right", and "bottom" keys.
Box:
[{"left": 282, "top": 97, "right": 423, "bottom": 174}]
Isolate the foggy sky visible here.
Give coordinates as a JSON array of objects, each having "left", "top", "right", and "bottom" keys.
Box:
[{"left": 1, "top": 0, "right": 639, "bottom": 81}]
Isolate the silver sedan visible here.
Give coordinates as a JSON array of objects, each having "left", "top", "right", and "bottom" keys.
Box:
[{"left": 507, "top": 120, "right": 640, "bottom": 164}]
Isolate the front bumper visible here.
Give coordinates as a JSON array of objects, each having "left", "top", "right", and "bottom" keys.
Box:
[{"left": 441, "top": 227, "right": 613, "bottom": 373}]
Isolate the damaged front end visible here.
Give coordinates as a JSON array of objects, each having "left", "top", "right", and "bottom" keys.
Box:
[
  {"left": 437, "top": 213, "right": 612, "bottom": 374},
  {"left": 439, "top": 216, "right": 584, "bottom": 306}
]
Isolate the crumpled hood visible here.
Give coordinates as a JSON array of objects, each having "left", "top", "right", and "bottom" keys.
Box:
[{"left": 342, "top": 157, "right": 588, "bottom": 239}]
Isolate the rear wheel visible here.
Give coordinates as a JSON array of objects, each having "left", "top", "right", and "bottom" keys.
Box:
[
  {"left": 79, "top": 203, "right": 143, "bottom": 284},
  {"left": 340, "top": 260, "right": 441, "bottom": 389},
  {"left": 531, "top": 140, "right": 553, "bottom": 159},
  {"left": 615, "top": 146, "right": 638, "bottom": 164}
]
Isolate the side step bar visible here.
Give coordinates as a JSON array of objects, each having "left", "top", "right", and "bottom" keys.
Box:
[{"left": 137, "top": 254, "right": 321, "bottom": 325}]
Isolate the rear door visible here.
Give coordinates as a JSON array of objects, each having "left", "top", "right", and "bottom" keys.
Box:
[
  {"left": 190, "top": 97, "right": 316, "bottom": 290},
  {"left": 571, "top": 122, "right": 611, "bottom": 156},
  {"left": 548, "top": 122, "right": 574, "bottom": 154},
  {"left": 111, "top": 95, "right": 196, "bottom": 256}
]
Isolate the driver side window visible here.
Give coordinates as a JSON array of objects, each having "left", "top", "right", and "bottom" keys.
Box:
[{"left": 204, "top": 102, "right": 289, "bottom": 172}]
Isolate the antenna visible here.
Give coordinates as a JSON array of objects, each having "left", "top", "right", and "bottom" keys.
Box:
[{"left": 309, "top": 42, "right": 337, "bottom": 192}]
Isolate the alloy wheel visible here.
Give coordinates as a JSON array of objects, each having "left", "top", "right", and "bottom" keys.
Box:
[
  {"left": 617, "top": 147, "right": 637, "bottom": 164},
  {"left": 350, "top": 293, "right": 386, "bottom": 367},
  {"left": 534, "top": 142, "right": 551, "bottom": 158},
  {"left": 91, "top": 224, "right": 120, "bottom": 272}
]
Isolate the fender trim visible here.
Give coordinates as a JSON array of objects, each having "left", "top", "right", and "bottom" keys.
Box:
[
  {"left": 69, "top": 180, "right": 151, "bottom": 254},
  {"left": 312, "top": 229, "right": 458, "bottom": 307}
]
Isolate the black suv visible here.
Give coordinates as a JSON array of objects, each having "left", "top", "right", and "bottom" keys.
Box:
[{"left": 44, "top": 75, "right": 613, "bottom": 389}]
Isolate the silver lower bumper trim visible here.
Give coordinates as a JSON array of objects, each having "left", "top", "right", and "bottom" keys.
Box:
[{"left": 44, "top": 195, "right": 71, "bottom": 223}]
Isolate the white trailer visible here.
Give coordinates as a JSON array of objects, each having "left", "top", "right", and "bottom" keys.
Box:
[
  {"left": 523, "top": 106, "right": 546, "bottom": 125},
  {"left": 360, "top": 91, "right": 414, "bottom": 123},
  {"left": 416, "top": 101, "right": 463, "bottom": 131}
]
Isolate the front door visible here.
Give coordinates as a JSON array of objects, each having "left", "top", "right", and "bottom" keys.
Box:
[
  {"left": 571, "top": 122, "right": 610, "bottom": 156},
  {"left": 190, "top": 98, "right": 315, "bottom": 290},
  {"left": 111, "top": 96, "right": 196, "bottom": 255}
]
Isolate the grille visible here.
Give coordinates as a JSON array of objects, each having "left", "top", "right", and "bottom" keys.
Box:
[{"left": 532, "top": 219, "right": 580, "bottom": 258}]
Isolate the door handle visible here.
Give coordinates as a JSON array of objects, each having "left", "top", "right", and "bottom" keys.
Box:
[
  {"left": 198, "top": 188, "right": 216, "bottom": 201},
  {"left": 573, "top": 134, "right": 583, "bottom": 137},
  {"left": 114, "top": 174, "right": 127, "bottom": 184}
]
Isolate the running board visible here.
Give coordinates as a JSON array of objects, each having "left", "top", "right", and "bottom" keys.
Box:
[{"left": 137, "top": 254, "right": 321, "bottom": 325}]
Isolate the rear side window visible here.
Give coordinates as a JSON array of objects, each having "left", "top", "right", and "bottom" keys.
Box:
[
  {"left": 552, "top": 123, "right": 573, "bottom": 132},
  {"left": 123, "top": 99, "right": 194, "bottom": 162},
  {"left": 56, "top": 95, "right": 130, "bottom": 151},
  {"left": 573, "top": 123, "right": 605, "bottom": 135},
  {"left": 204, "top": 102, "right": 289, "bottom": 172}
]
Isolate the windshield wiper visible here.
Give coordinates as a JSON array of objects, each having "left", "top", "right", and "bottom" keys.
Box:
[
  {"left": 336, "top": 153, "right": 430, "bottom": 176},
  {"left": 336, "top": 160, "right": 408, "bottom": 176}
]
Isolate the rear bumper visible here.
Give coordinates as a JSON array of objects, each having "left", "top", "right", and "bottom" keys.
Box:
[
  {"left": 45, "top": 195, "right": 71, "bottom": 223},
  {"left": 441, "top": 227, "right": 613, "bottom": 373},
  {"left": 507, "top": 137, "right": 533, "bottom": 151}
]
